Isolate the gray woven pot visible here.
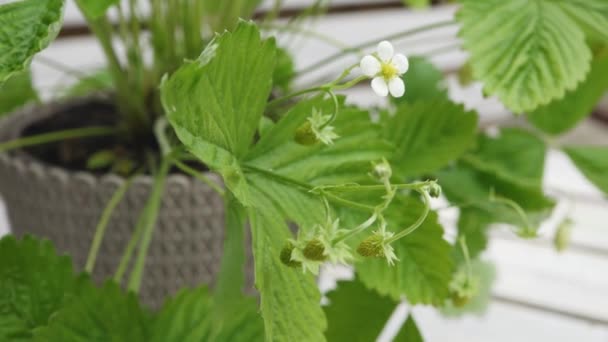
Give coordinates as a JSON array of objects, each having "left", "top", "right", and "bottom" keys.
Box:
[{"left": 0, "top": 98, "right": 227, "bottom": 308}]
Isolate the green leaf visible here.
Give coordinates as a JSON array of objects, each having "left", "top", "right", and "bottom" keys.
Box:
[
  {"left": 563, "top": 146, "right": 608, "bottom": 195},
  {"left": 383, "top": 100, "right": 478, "bottom": 178},
  {"left": 273, "top": 47, "right": 295, "bottom": 93},
  {"left": 150, "top": 287, "right": 213, "bottom": 341},
  {"left": 214, "top": 196, "right": 248, "bottom": 321},
  {"left": 392, "top": 56, "right": 446, "bottom": 105},
  {"left": 0, "top": 68, "right": 38, "bottom": 117},
  {"left": 0, "top": 0, "right": 64, "bottom": 83},
  {"left": 162, "top": 20, "right": 275, "bottom": 159},
  {"left": 0, "top": 235, "right": 77, "bottom": 341},
  {"left": 357, "top": 195, "right": 454, "bottom": 306},
  {"left": 556, "top": 0, "right": 608, "bottom": 42},
  {"left": 74, "top": 0, "right": 118, "bottom": 20},
  {"left": 394, "top": 315, "right": 424, "bottom": 342},
  {"left": 528, "top": 52, "right": 608, "bottom": 135},
  {"left": 62, "top": 69, "right": 113, "bottom": 98},
  {"left": 324, "top": 279, "right": 397, "bottom": 342},
  {"left": 161, "top": 21, "right": 276, "bottom": 205},
  {"left": 247, "top": 192, "right": 326, "bottom": 342},
  {"left": 151, "top": 286, "right": 264, "bottom": 342},
  {"left": 438, "top": 164, "right": 554, "bottom": 230},
  {"left": 211, "top": 299, "right": 265, "bottom": 342},
  {"left": 454, "top": 209, "right": 491, "bottom": 260},
  {"left": 246, "top": 97, "right": 391, "bottom": 185},
  {"left": 464, "top": 129, "right": 546, "bottom": 187},
  {"left": 457, "top": 0, "right": 592, "bottom": 113},
  {"left": 33, "top": 280, "right": 149, "bottom": 341}
]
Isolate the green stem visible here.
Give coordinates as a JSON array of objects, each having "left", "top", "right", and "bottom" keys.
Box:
[
  {"left": 267, "top": 86, "right": 325, "bottom": 108},
  {"left": 489, "top": 190, "right": 534, "bottom": 236},
  {"left": 459, "top": 236, "right": 473, "bottom": 279},
  {"left": 331, "top": 76, "right": 368, "bottom": 90},
  {"left": 319, "top": 89, "right": 339, "bottom": 129},
  {"left": 126, "top": 158, "right": 170, "bottom": 293},
  {"left": 335, "top": 212, "right": 378, "bottom": 243},
  {"left": 261, "top": 23, "right": 351, "bottom": 50},
  {"left": 113, "top": 207, "right": 146, "bottom": 282},
  {"left": 323, "top": 191, "right": 376, "bottom": 213},
  {"left": 154, "top": 118, "right": 173, "bottom": 156},
  {"left": 243, "top": 164, "right": 375, "bottom": 212},
  {"left": 422, "top": 42, "right": 461, "bottom": 58},
  {"left": 321, "top": 181, "right": 435, "bottom": 194},
  {"left": 35, "top": 55, "right": 107, "bottom": 88},
  {"left": 173, "top": 159, "right": 225, "bottom": 197},
  {"left": 262, "top": 0, "right": 284, "bottom": 24},
  {"left": 0, "top": 127, "right": 117, "bottom": 153},
  {"left": 296, "top": 20, "right": 455, "bottom": 76},
  {"left": 387, "top": 189, "right": 431, "bottom": 243},
  {"left": 85, "top": 177, "right": 134, "bottom": 273}
]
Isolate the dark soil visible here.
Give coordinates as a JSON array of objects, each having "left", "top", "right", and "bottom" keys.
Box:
[
  {"left": 21, "top": 100, "right": 161, "bottom": 175},
  {"left": 591, "top": 108, "right": 608, "bottom": 125}
]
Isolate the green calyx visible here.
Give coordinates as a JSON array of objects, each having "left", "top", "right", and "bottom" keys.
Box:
[
  {"left": 449, "top": 291, "right": 471, "bottom": 308},
  {"left": 280, "top": 242, "right": 301, "bottom": 268},
  {"left": 294, "top": 121, "right": 318, "bottom": 145},
  {"left": 356, "top": 235, "right": 385, "bottom": 258},
  {"left": 427, "top": 182, "right": 442, "bottom": 198},
  {"left": 302, "top": 238, "right": 327, "bottom": 261}
]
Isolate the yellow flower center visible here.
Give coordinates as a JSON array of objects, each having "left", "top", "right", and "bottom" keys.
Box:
[{"left": 380, "top": 62, "right": 398, "bottom": 80}]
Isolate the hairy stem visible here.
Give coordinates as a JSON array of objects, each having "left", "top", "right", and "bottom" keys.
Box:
[
  {"left": 173, "top": 159, "right": 226, "bottom": 197},
  {"left": 387, "top": 189, "right": 431, "bottom": 243}
]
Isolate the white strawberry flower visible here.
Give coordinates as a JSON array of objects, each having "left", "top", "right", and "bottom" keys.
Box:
[{"left": 360, "top": 41, "right": 409, "bottom": 97}]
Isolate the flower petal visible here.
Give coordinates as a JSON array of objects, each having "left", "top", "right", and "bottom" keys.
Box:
[
  {"left": 371, "top": 77, "right": 389, "bottom": 97},
  {"left": 388, "top": 77, "right": 405, "bottom": 98},
  {"left": 377, "top": 41, "right": 394, "bottom": 62},
  {"left": 360, "top": 55, "right": 381, "bottom": 77},
  {"left": 392, "top": 53, "right": 409, "bottom": 74}
]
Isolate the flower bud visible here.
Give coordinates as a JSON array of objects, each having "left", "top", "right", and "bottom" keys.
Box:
[
  {"left": 294, "top": 121, "right": 318, "bottom": 145},
  {"left": 371, "top": 159, "right": 392, "bottom": 181},
  {"left": 554, "top": 218, "right": 572, "bottom": 252},
  {"left": 450, "top": 291, "right": 471, "bottom": 308},
  {"left": 280, "top": 242, "right": 301, "bottom": 268},
  {"left": 302, "top": 238, "right": 327, "bottom": 261},
  {"left": 356, "top": 235, "right": 385, "bottom": 258},
  {"left": 427, "top": 182, "right": 442, "bottom": 198},
  {"left": 517, "top": 227, "right": 538, "bottom": 239}
]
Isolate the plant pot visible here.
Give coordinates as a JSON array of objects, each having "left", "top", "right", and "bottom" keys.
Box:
[{"left": 0, "top": 98, "right": 227, "bottom": 308}]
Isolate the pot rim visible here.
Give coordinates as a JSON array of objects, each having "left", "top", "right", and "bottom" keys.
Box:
[{"left": 0, "top": 95, "right": 219, "bottom": 190}]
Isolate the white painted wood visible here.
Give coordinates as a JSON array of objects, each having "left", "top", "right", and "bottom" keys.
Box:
[
  {"left": 320, "top": 262, "right": 608, "bottom": 342},
  {"left": 0, "top": 197, "right": 8, "bottom": 237},
  {"left": 487, "top": 238, "right": 608, "bottom": 322},
  {"left": 410, "top": 301, "right": 608, "bottom": 342}
]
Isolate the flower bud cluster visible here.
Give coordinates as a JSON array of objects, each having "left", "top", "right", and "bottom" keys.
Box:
[
  {"left": 448, "top": 267, "right": 479, "bottom": 308},
  {"left": 280, "top": 219, "right": 352, "bottom": 275}
]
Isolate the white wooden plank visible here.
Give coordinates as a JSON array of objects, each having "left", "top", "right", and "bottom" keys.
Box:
[
  {"left": 486, "top": 237, "right": 608, "bottom": 322},
  {"left": 0, "top": 197, "right": 8, "bottom": 237},
  {"left": 319, "top": 265, "right": 608, "bottom": 342},
  {"left": 408, "top": 301, "right": 608, "bottom": 342}
]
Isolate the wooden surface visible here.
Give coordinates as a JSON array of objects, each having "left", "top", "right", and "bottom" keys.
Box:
[{"left": 1, "top": 1, "right": 607, "bottom": 341}]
